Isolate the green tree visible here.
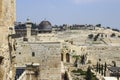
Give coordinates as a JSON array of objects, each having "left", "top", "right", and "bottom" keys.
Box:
[
  {"left": 96, "top": 62, "right": 99, "bottom": 72},
  {"left": 86, "top": 66, "right": 92, "bottom": 80},
  {"left": 111, "top": 33, "right": 116, "bottom": 37},
  {"left": 64, "top": 71, "right": 68, "bottom": 80},
  {"left": 96, "top": 24, "right": 101, "bottom": 27},
  {"left": 88, "top": 34, "right": 94, "bottom": 39},
  {"left": 104, "top": 62, "right": 107, "bottom": 76},
  {"left": 73, "top": 55, "right": 80, "bottom": 67},
  {"left": 101, "top": 64, "right": 104, "bottom": 75},
  {"left": 94, "top": 34, "right": 100, "bottom": 41},
  {"left": 98, "top": 63, "right": 101, "bottom": 73},
  {"left": 104, "top": 62, "right": 107, "bottom": 71}
]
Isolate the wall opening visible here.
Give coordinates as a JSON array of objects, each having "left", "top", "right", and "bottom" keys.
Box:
[
  {"left": 0, "top": 56, "right": 4, "bottom": 64},
  {"left": 32, "top": 52, "right": 35, "bottom": 57},
  {"left": 61, "top": 53, "right": 63, "bottom": 61},
  {"left": 66, "top": 53, "right": 70, "bottom": 63}
]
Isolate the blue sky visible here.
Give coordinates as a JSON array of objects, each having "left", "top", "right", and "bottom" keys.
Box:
[{"left": 16, "top": 0, "right": 120, "bottom": 29}]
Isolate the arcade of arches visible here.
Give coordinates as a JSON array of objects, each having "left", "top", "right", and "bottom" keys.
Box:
[{"left": 61, "top": 53, "right": 71, "bottom": 63}]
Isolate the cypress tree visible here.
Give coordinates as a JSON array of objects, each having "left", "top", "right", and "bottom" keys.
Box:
[
  {"left": 98, "top": 63, "right": 101, "bottom": 73},
  {"left": 64, "top": 71, "right": 68, "bottom": 80},
  {"left": 104, "top": 62, "right": 107, "bottom": 76},
  {"left": 104, "top": 62, "right": 107, "bottom": 71},
  {"left": 96, "top": 62, "right": 99, "bottom": 72},
  {"left": 101, "top": 64, "right": 104, "bottom": 75},
  {"left": 86, "top": 66, "right": 92, "bottom": 80}
]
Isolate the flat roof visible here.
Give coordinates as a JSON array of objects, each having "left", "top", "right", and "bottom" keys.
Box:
[
  {"left": 103, "top": 77, "right": 117, "bottom": 80},
  {"left": 108, "top": 67, "right": 120, "bottom": 72}
]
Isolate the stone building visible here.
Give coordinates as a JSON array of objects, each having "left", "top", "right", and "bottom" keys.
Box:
[
  {"left": 14, "top": 20, "right": 52, "bottom": 37},
  {"left": 70, "top": 24, "right": 95, "bottom": 30},
  {"left": 0, "top": 0, "right": 120, "bottom": 80},
  {"left": 14, "top": 20, "right": 62, "bottom": 80}
]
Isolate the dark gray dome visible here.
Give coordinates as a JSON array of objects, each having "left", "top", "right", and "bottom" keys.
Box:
[
  {"left": 39, "top": 21, "right": 51, "bottom": 27},
  {"left": 38, "top": 21, "right": 52, "bottom": 32}
]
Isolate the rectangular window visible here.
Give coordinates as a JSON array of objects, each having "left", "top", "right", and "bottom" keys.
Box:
[
  {"left": 32, "top": 52, "right": 35, "bottom": 57},
  {"left": 19, "top": 52, "right": 21, "bottom": 55}
]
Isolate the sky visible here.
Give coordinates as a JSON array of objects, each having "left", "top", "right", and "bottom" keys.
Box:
[{"left": 16, "top": 0, "right": 120, "bottom": 29}]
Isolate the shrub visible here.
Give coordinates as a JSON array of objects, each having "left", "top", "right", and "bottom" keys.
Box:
[
  {"left": 88, "top": 34, "right": 94, "bottom": 39},
  {"left": 111, "top": 33, "right": 116, "bottom": 37}
]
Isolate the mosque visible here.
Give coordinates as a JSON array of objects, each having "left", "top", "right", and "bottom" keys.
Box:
[{"left": 14, "top": 19, "right": 52, "bottom": 37}]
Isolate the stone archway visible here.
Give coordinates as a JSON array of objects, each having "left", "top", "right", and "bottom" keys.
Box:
[
  {"left": 61, "top": 53, "right": 63, "bottom": 61},
  {"left": 66, "top": 53, "right": 70, "bottom": 63}
]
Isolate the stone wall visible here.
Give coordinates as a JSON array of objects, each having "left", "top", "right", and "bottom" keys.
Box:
[
  {"left": 0, "top": 45, "right": 12, "bottom": 80},
  {"left": 0, "top": 0, "right": 2, "bottom": 18},
  {"left": 0, "top": 0, "right": 15, "bottom": 45},
  {"left": 15, "top": 42, "right": 61, "bottom": 80},
  {"left": 0, "top": 0, "right": 16, "bottom": 79},
  {"left": 87, "top": 46, "right": 120, "bottom": 66}
]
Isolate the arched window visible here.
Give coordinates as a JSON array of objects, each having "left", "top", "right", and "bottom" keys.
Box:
[
  {"left": 66, "top": 53, "right": 70, "bottom": 62},
  {"left": 61, "top": 53, "right": 63, "bottom": 61}
]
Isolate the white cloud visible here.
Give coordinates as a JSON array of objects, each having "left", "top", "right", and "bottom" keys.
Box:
[{"left": 72, "top": 0, "right": 97, "bottom": 4}]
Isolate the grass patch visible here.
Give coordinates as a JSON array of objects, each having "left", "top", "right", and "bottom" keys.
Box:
[
  {"left": 72, "top": 69, "right": 87, "bottom": 75},
  {"left": 72, "top": 69, "right": 99, "bottom": 80}
]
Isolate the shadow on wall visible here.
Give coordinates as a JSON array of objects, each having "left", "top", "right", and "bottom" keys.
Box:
[
  {"left": 0, "top": 56, "right": 4, "bottom": 80},
  {"left": 0, "top": 56, "right": 4, "bottom": 64}
]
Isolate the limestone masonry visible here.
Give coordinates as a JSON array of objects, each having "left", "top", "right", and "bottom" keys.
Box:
[
  {"left": 0, "top": 0, "right": 15, "bottom": 80},
  {"left": 0, "top": 0, "right": 120, "bottom": 80}
]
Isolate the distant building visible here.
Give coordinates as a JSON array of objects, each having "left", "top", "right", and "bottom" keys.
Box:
[
  {"left": 70, "top": 24, "right": 95, "bottom": 30},
  {"left": 15, "top": 20, "right": 52, "bottom": 37}
]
